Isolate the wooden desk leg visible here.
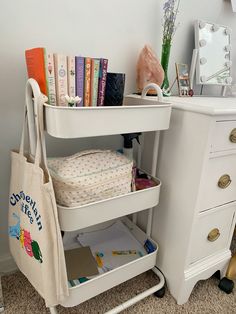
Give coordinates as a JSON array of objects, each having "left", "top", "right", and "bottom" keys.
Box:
[{"left": 0, "top": 275, "right": 4, "bottom": 313}]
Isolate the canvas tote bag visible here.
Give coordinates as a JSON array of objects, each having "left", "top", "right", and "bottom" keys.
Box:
[{"left": 8, "top": 79, "right": 69, "bottom": 306}]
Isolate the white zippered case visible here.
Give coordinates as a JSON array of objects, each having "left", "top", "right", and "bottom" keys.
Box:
[{"left": 48, "top": 150, "right": 133, "bottom": 207}]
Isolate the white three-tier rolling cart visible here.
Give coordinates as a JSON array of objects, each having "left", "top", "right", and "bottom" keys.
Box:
[{"left": 27, "top": 79, "right": 171, "bottom": 314}]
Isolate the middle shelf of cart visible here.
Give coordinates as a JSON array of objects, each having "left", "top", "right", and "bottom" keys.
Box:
[{"left": 58, "top": 175, "right": 161, "bottom": 231}]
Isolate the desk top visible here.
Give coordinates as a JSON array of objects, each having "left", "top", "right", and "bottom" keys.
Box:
[{"left": 169, "top": 96, "right": 236, "bottom": 116}]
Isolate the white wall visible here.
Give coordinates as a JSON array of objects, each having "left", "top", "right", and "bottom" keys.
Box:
[{"left": 0, "top": 0, "right": 235, "bottom": 270}]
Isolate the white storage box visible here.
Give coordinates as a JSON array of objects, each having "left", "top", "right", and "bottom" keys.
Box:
[{"left": 48, "top": 150, "right": 133, "bottom": 207}]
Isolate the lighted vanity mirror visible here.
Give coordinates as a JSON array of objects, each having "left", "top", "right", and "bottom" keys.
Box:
[{"left": 195, "top": 20, "right": 232, "bottom": 86}]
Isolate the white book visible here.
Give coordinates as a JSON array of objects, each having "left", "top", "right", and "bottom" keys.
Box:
[
  {"left": 44, "top": 51, "right": 56, "bottom": 105},
  {"left": 54, "top": 53, "right": 68, "bottom": 106},
  {"left": 67, "top": 56, "right": 76, "bottom": 98}
]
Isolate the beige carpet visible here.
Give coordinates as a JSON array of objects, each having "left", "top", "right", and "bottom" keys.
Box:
[{"left": 1, "top": 238, "right": 236, "bottom": 314}]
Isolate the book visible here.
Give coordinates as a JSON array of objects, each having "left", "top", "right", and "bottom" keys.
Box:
[
  {"left": 97, "top": 58, "right": 108, "bottom": 106},
  {"left": 90, "top": 58, "right": 100, "bottom": 107},
  {"left": 65, "top": 247, "right": 98, "bottom": 280},
  {"left": 25, "top": 47, "right": 56, "bottom": 105},
  {"left": 84, "top": 57, "right": 92, "bottom": 106},
  {"left": 67, "top": 56, "right": 76, "bottom": 98},
  {"left": 75, "top": 56, "right": 84, "bottom": 106},
  {"left": 25, "top": 47, "right": 47, "bottom": 96},
  {"left": 54, "top": 53, "right": 68, "bottom": 106},
  {"left": 45, "top": 52, "right": 56, "bottom": 105}
]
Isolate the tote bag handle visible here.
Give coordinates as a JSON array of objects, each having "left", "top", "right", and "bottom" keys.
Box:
[{"left": 19, "top": 79, "right": 48, "bottom": 170}]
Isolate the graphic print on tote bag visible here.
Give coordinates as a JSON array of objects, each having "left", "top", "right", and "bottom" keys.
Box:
[{"left": 9, "top": 190, "right": 43, "bottom": 263}]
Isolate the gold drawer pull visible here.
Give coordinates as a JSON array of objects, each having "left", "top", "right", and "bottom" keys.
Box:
[
  {"left": 218, "top": 174, "right": 231, "bottom": 189},
  {"left": 229, "top": 128, "right": 236, "bottom": 143},
  {"left": 208, "top": 228, "right": 220, "bottom": 242}
]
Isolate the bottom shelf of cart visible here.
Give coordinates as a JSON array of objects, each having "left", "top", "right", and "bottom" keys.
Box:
[{"left": 60, "top": 217, "right": 158, "bottom": 307}]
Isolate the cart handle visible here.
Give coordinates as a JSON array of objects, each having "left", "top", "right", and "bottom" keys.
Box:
[{"left": 141, "top": 83, "right": 163, "bottom": 102}]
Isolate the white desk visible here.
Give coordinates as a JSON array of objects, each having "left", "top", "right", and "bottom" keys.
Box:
[{"left": 152, "top": 96, "right": 236, "bottom": 304}]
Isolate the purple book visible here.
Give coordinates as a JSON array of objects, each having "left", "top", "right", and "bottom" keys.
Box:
[
  {"left": 97, "top": 58, "right": 108, "bottom": 106},
  {"left": 75, "top": 56, "right": 84, "bottom": 106}
]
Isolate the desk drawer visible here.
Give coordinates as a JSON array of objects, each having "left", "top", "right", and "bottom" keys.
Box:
[
  {"left": 189, "top": 203, "right": 236, "bottom": 264},
  {"left": 198, "top": 154, "right": 236, "bottom": 211},
  {"left": 211, "top": 121, "right": 236, "bottom": 153}
]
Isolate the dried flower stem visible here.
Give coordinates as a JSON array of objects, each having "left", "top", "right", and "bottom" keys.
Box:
[{"left": 162, "top": 0, "right": 180, "bottom": 44}]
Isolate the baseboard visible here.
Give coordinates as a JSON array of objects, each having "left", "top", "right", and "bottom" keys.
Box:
[{"left": 0, "top": 254, "right": 18, "bottom": 274}]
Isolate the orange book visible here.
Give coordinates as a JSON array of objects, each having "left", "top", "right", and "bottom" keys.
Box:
[
  {"left": 84, "top": 57, "right": 92, "bottom": 106},
  {"left": 25, "top": 48, "right": 47, "bottom": 96}
]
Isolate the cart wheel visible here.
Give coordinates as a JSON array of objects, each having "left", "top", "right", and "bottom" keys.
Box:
[
  {"left": 218, "top": 277, "right": 234, "bottom": 294},
  {"left": 154, "top": 286, "right": 165, "bottom": 298}
]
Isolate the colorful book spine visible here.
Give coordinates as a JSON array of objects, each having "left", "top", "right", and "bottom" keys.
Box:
[
  {"left": 25, "top": 47, "right": 48, "bottom": 96},
  {"left": 54, "top": 53, "right": 68, "bottom": 106},
  {"left": 97, "top": 58, "right": 108, "bottom": 106},
  {"left": 44, "top": 51, "right": 56, "bottom": 105},
  {"left": 84, "top": 57, "right": 92, "bottom": 106},
  {"left": 67, "top": 56, "right": 76, "bottom": 98},
  {"left": 75, "top": 56, "right": 84, "bottom": 106},
  {"left": 90, "top": 58, "right": 100, "bottom": 107}
]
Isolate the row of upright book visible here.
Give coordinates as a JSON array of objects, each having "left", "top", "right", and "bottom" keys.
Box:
[{"left": 25, "top": 47, "right": 108, "bottom": 106}]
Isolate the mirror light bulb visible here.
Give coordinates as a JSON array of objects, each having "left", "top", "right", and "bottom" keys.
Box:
[
  {"left": 225, "top": 28, "right": 232, "bottom": 36},
  {"left": 211, "top": 24, "right": 219, "bottom": 32},
  {"left": 199, "top": 39, "right": 207, "bottom": 47},
  {"left": 225, "top": 45, "right": 231, "bottom": 52},
  {"left": 200, "top": 57, "right": 207, "bottom": 65},
  {"left": 225, "top": 61, "right": 232, "bottom": 67},
  {"left": 199, "top": 21, "right": 206, "bottom": 29}
]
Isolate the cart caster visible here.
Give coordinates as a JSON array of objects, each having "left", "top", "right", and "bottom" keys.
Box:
[
  {"left": 218, "top": 277, "right": 234, "bottom": 294},
  {"left": 154, "top": 286, "right": 165, "bottom": 298}
]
